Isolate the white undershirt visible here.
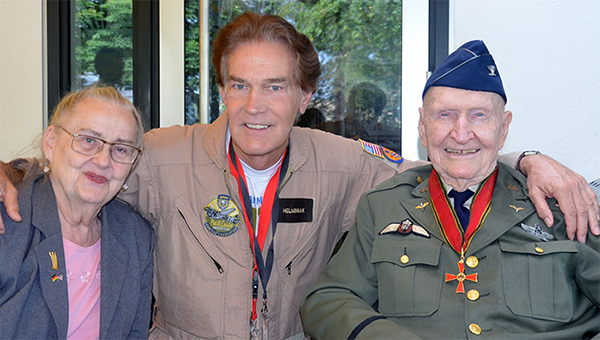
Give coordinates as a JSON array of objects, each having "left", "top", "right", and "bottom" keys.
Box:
[
  {"left": 239, "top": 157, "right": 282, "bottom": 236},
  {"left": 227, "top": 129, "right": 283, "bottom": 235}
]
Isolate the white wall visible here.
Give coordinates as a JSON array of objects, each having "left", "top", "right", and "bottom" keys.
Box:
[
  {"left": 401, "top": 1, "right": 429, "bottom": 164},
  {"left": 0, "top": 0, "right": 45, "bottom": 160},
  {"left": 159, "top": 0, "right": 185, "bottom": 127},
  {"left": 452, "top": 0, "right": 600, "bottom": 181}
]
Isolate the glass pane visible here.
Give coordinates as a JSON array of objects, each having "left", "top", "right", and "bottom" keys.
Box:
[
  {"left": 185, "top": 0, "right": 402, "bottom": 152},
  {"left": 185, "top": 0, "right": 201, "bottom": 125},
  {"left": 72, "top": 0, "right": 134, "bottom": 104}
]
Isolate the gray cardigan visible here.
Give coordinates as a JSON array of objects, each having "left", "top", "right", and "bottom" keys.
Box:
[{"left": 0, "top": 174, "right": 154, "bottom": 339}]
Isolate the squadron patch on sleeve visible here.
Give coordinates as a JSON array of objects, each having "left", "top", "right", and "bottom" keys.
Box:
[
  {"left": 379, "top": 219, "right": 430, "bottom": 238},
  {"left": 381, "top": 146, "right": 403, "bottom": 164},
  {"left": 204, "top": 194, "right": 242, "bottom": 237}
]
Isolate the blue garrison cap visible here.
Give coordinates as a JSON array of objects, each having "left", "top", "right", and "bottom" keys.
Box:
[{"left": 422, "top": 40, "right": 507, "bottom": 103}]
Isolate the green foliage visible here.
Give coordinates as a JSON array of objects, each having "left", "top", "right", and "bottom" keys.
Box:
[
  {"left": 75, "top": 0, "right": 133, "bottom": 86},
  {"left": 74, "top": 0, "right": 403, "bottom": 130},
  {"left": 201, "top": 0, "right": 402, "bottom": 126},
  {"left": 282, "top": 0, "right": 402, "bottom": 123},
  {"left": 185, "top": 0, "right": 201, "bottom": 124}
]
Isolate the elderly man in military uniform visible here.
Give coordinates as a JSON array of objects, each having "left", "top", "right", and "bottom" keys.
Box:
[{"left": 300, "top": 40, "right": 599, "bottom": 339}]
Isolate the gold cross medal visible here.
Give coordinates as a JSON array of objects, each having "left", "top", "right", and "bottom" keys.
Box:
[{"left": 445, "top": 250, "right": 478, "bottom": 293}]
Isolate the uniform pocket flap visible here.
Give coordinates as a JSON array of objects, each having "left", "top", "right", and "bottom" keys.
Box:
[
  {"left": 499, "top": 240, "right": 578, "bottom": 256},
  {"left": 371, "top": 238, "right": 442, "bottom": 267}
]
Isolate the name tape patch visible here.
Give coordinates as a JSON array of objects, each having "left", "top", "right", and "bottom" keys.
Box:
[{"left": 278, "top": 198, "right": 313, "bottom": 223}]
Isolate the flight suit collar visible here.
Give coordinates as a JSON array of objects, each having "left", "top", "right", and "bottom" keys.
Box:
[{"left": 203, "top": 113, "right": 309, "bottom": 176}]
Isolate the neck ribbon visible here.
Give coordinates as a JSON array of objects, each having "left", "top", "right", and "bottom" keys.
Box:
[{"left": 228, "top": 142, "right": 290, "bottom": 323}]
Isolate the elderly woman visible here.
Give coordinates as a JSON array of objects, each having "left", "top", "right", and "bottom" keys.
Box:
[
  {"left": 300, "top": 40, "right": 599, "bottom": 339},
  {"left": 0, "top": 85, "right": 153, "bottom": 339}
]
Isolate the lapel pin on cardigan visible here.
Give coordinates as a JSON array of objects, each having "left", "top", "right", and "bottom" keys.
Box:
[{"left": 49, "top": 251, "right": 59, "bottom": 270}]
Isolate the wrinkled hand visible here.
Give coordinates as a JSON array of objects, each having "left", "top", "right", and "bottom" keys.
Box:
[
  {"left": 0, "top": 166, "right": 22, "bottom": 234},
  {"left": 520, "top": 154, "right": 600, "bottom": 242}
]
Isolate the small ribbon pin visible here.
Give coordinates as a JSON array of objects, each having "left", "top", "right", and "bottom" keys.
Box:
[
  {"left": 416, "top": 202, "right": 429, "bottom": 211},
  {"left": 509, "top": 204, "right": 524, "bottom": 213},
  {"left": 49, "top": 252, "right": 58, "bottom": 270}
]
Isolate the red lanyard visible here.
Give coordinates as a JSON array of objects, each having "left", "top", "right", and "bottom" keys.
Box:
[
  {"left": 228, "top": 143, "right": 289, "bottom": 323},
  {"left": 429, "top": 168, "right": 498, "bottom": 253}
]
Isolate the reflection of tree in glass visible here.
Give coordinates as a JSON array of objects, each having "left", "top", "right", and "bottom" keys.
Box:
[
  {"left": 183, "top": 0, "right": 402, "bottom": 128},
  {"left": 75, "top": 0, "right": 133, "bottom": 88},
  {"left": 296, "top": 108, "right": 326, "bottom": 128},
  {"left": 287, "top": 0, "right": 402, "bottom": 124},
  {"left": 95, "top": 47, "right": 125, "bottom": 86},
  {"left": 185, "top": 0, "right": 200, "bottom": 125},
  {"left": 316, "top": 82, "right": 401, "bottom": 153},
  {"left": 346, "top": 82, "right": 387, "bottom": 123}
]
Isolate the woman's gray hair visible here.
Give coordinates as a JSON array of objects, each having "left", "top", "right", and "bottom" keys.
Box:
[{"left": 49, "top": 84, "right": 145, "bottom": 148}]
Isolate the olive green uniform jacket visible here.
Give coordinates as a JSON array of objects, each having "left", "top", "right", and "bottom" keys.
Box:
[{"left": 301, "top": 164, "right": 600, "bottom": 339}]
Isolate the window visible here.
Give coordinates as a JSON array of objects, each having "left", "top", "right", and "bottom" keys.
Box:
[
  {"left": 47, "top": 0, "right": 441, "bottom": 157},
  {"left": 72, "top": 0, "right": 134, "bottom": 102},
  {"left": 185, "top": 0, "right": 404, "bottom": 153},
  {"left": 47, "top": 0, "right": 158, "bottom": 129}
]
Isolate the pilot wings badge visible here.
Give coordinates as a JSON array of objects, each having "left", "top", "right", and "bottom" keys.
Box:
[
  {"left": 520, "top": 223, "right": 555, "bottom": 242},
  {"left": 379, "top": 219, "right": 430, "bottom": 238}
]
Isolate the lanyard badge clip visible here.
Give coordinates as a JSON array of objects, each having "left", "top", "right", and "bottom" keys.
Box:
[{"left": 261, "top": 298, "right": 269, "bottom": 318}]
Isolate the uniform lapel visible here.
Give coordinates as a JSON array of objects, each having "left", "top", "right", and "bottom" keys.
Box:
[
  {"left": 31, "top": 178, "right": 69, "bottom": 339},
  {"left": 466, "top": 166, "right": 535, "bottom": 254},
  {"left": 99, "top": 206, "right": 128, "bottom": 339},
  {"left": 399, "top": 179, "right": 444, "bottom": 242}
]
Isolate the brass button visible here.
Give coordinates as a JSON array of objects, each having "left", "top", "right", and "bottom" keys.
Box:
[
  {"left": 469, "top": 323, "right": 482, "bottom": 335},
  {"left": 467, "top": 289, "right": 480, "bottom": 301},
  {"left": 465, "top": 256, "right": 479, "bottom": 268},
  {"left": 400, "top": 255, "right": 409, "bottom": 264},
  {"left": 535, "top": 247, "right": 544, "bottom": 254}
]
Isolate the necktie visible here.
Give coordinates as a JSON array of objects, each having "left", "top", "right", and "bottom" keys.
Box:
[{"left": 448, "top": 189, "right": 474, "bottom": 231}]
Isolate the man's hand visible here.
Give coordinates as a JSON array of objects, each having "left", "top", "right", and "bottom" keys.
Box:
[
  {"left": 0, "top": 164, "right": 22, "bottom": 234},
  {"left": 520, "top": 154, "right": 600, "bottom": 242}
]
